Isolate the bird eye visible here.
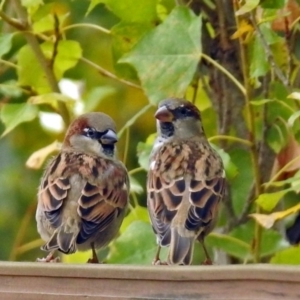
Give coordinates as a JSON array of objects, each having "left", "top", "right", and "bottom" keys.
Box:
[
  {"left": 83, "top": 127, "right": 96, "bottom": 138},
  {"left": 178, "top": 106, "right": 189, "bottom": 115}
]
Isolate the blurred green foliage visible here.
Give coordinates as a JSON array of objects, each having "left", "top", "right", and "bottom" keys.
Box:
[{"left": 1, "top": 0, "right": 300, "bottom": 265}]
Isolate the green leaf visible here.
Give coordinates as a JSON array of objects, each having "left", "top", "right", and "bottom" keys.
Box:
[
  {"left": 100, "top": 0, "right": 158, "bottom": 23},
  {"left": 111, "top": 21, "right": 153, "bottom": 78},
  {"left": 17, "top": 41, "right": 82, "bottom": 94},
  {"left": 129, "top": 175, "right": 144, "bottom": 194},
  {"left": 288, "top": 110, "right": 300, "bottom": 128},
  {"left": 51, "top": 40, "right": 82, "bottom": 78},
  {"left": 249, "top": 35, "right": 269, "bottom": 79},
  {"left": 120, "top": 6, "right": 202, "bottom": 104},
  {"left": 1, "top": 103, "right": 38, "bottom": 137},
  {"left": 270, "top": 246, "right": 300, "bottom": 264},
  {"left": 120, "top": 206, "right": 150, "bottom": 234},
  {"left": 21, "top": 0, "right": 43, "bottom": 9},
  {"left": 86, "top": 0, "right": 102, "bottom": 16},
  {"left": 211, "top": 144, "right": 238, "bottom": 180},
  {"left": 0, "top": 80, "right": 23, "bottom": 98},
  {"left": 17, "top": 44, "right": 50, "bottom": 94},
  {"left": 137, "top": 133, "right": 156, "bottom": 170},
  {"left": 250, "top": 99, "right": 274, "bottom": 106},
  {"left": 206, "top": 232, "right": 251, "bottom": 261},
  {"left": 107, "top": 221, "right": 159, "bottom": 264},
  {"left": 261, "top": 0, "right": 285, "bottom": 9},
  {"left": 0, "top": 33, "right": 14, "bottom": 58},
  {"left": 84, "top": 86, "right": 116, "bottom": 113},
  {"left": 255, "top": 189, "right": 290, "bottom": 211},
  {"left": 235, "top": 0, "right": 259, "bottom": 16},
  {"left": 260, "top": 229, "right": 283, "bottom": 258}
]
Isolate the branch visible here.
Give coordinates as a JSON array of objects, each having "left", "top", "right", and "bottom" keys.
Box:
[
  {"left": 249, "top": 12, "right": 290, "bottom": 88},
  {"left": 9, "top": 0, "right": 70, "bottom": 126},
  {"left": 80, "top": 57, "right": 142, "bottom": 90}
]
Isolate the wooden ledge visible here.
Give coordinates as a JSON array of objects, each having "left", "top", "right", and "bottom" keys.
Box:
[{"left": 0, "top": 262, "right": 300, "bottom": 299}]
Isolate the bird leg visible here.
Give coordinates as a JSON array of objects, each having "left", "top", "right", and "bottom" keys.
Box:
[
  {"left": 199, "top": 237, "right": 213, "bottom": 265},
  {"left": 152, "top": 245, "right": 168, "bottom": 265},
  {"left": 87, "top": 242, "right": 99, "bottom": 263},
  {"left": 36, "top": 251, "right": 60, "bottom": 263}
]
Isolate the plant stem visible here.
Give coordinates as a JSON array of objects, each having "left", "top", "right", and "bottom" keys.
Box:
[
  {"left": 62, "top": 23, "right": 111, "bottom": 35},
  {"left": 208, "top": 135, "right": 253, "bottom": 147},
  {"left": 201, "top": 53, "right": 246, "bottom": 96},
  {"left": 233, "top": 0, "right": 262, "bottom": 263},
  {"left": 11, "top": 0, "right": 70, "bottom": 126},
  {"left": 80, "top": 57, "right": 142, "bottom": 90}
]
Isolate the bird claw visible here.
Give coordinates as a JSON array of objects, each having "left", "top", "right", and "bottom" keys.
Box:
[
  {"left": 152, "top": 258, "right": 168, "bottom": 265},
  {"left": 87, "top": 257, "right": 100, "bottom": 264},
  {"left": 201, "top": 259, "right": 213, "bottom": 265},
  {"left": 36, "top": 253, "right": 60, "bottom": 263}
]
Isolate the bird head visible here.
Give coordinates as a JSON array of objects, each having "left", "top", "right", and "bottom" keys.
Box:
[{"left": 63, "top": 112, "right": 118, "bottom": 158}]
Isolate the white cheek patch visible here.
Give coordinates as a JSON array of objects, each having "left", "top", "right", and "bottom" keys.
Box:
[
  {"left": 150, "top": 160, "right": 156, "bottom": 170},
  {"left": 222, "top": 169, "right": 226, "bottom": 178}
]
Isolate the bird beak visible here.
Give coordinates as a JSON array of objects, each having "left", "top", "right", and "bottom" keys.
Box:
[
  {"left": 155, "top": 105, "right": 174, "bottom": 122},
  {"left": 100, "top": 129, "right": 118, "bottom": 144}
]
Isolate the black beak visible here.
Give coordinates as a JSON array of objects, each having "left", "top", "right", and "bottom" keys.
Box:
[{"left": 100, "top": 129, "right": 118, "bottom": 144}]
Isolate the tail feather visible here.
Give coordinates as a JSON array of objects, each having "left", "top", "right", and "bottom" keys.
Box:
[
  {"left": 168, "top": 227, "right": 194, "bottom": 265},
  {"left": 41, "top": 224, "right": 79, "bottom": 254}
]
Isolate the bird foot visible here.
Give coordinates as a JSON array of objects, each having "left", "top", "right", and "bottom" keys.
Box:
[
  {"left": 36, "top": 253, "right": 60, "bottom": 263},
  {"left": 87, "top": 257, "right": 100, "bottom": 264},
  {"left": 152, "top": 259, "right": 168, "bottom": 265},
  {"left": 201, "top": 258, "right": 213, "bottom": 265}
]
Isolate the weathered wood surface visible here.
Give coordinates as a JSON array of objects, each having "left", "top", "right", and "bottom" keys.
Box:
[{"left": 0, "top": 262, "right": 299, "bottom": 299}]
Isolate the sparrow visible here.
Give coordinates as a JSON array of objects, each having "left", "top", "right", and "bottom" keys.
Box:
[
  {"left": 36, "top": 112, "right": 129, "bottom": 263},
  {"left": 147, "top": 98, "right": 225, "bottom": 265}
]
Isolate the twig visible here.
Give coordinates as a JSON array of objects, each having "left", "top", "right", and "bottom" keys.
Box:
[
  {"left": 8, "top": 0, "right": 71, "bottom": 126},
  {"left": 49, "top": 14, "right": 60, "bottom": 69},
  {"left": 201, "top": 53, "right": 246, "bottom": 96},
  {"left": 233, "top": 0, "right": 262, "bottom": 263},
  {"left": 249, "top": 12, "right": 289, "bottom": 88},
  {"left": 80, "top": 56, "right": 142, "bottom": 90},
  {"left": 62, "top": 23, "right": 111, "bottom": 35}
]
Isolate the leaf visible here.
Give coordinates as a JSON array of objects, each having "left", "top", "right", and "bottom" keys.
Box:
[
  {"left": 288, "top": 91, "right": 300, "bottom": 101},
  {"left": 120, "top": 206, "right": 150, "bottom": 234},
  {"left": 0, "top": 80, "right": 23, "bottom": 98},
  {"left": 84, "top": 86, "right": 117, "bottom": 113},
  {"left": 270, "top": 246, "right": 300, "bottom": 264},
  {"left": 111, "top": 21, "right": 153, "bottom": 79},
  {"left": 21, "top": 0, "right": 43, "bottom": 9},
  {"left": 261, "top": 0, "right": 285, "bottom": 9},
  {"left": 0, "top": 33, "right": 14, "bottom": 58},
  {"left": 231, "top": 20, "right": 253, "bottom": 39},
  {"left": 51, "top": 40, "right": 82, "bottom": 78},
  {"left": 211, "top": 145, "right": 238, "bottom": 180},
  {"left": 251, "top": 202, "right": 300, "bottom": 228},
  {"left": 17, "top": 41, "right": 82, "bottom": 94},
  {"left": 288, "top": 110, "right": 300, "bottom": 128},
  {"left": 99, "top": 0, "right": 158, "bottom": 23},
  {"left": 17, "top": 44, "right": 50, "bottom": 94},
  {"left": 107, "top": 221, "right": 160, "bottom": 264},
  {"left": 137, "top": 133, "right": 156, "bottom": 170},
  {"left": 1, "top": 103, "right": 38, "bottom": 137},
  {"left": 250, "top": 99, "right": 274, "bottom": 106},
  {"left": 255, "top": 189, "right": 290, "bottom": 212},
  {"left": 28, "top": 93, "right": 75, "bottom": 110},
  {"left": 129, "top": 175, "right": 143, "bottom": 194},
  {"left": 206, "top": 232, "right": 251, "bottom": 261},
  {"left": 249, "top": 35, "right": 269, "bottom": 79},
  {"left": 26, "top": 141, "right": 61, "bottom": 169},
  {"left": 235, "top": 0, "right": 260, "bottom": 16},
  {"left": 120, "top": 6, "right": 202, "bottom": 104},
  {"left": 86, "top": 0, "right": 102, "bottom": 16}
]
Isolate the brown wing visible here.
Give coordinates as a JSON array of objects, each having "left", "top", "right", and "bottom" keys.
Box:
[
  {"left": 77, "top": 165, "right": 129, "bottom": 244},
  {"left": 38, "top": 153, "right": 71, "bottom": 228},
  {"left": 38, "top": 152, "right": 129, "bottom": 243},
  {"left": 147, "top": 141, "right": 225, "bottom": 245}
]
